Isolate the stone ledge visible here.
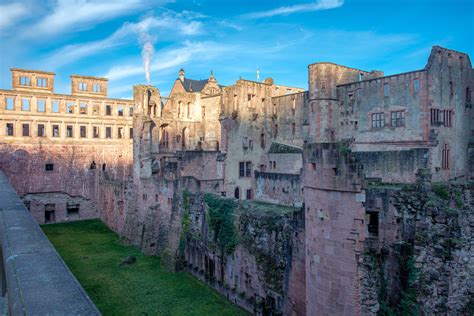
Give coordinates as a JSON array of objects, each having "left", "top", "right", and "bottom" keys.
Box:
[{"left": 0, "top": 171, "right": 100, "bottom": 315}]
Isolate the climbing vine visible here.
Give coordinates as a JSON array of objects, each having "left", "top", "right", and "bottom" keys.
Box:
[
  {"left": 204, "top": 193, "right": 238, "bottom": 255},
  {"left": 178, "top": 189, "right": 191, "bottom": 261}
]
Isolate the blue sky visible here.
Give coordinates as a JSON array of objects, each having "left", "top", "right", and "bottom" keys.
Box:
[{"left": 0, "top": 0, "right": 473, "bottom": 99}]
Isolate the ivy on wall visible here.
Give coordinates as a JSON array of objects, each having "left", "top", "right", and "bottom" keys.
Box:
[{"left": 204, "top": 193, "right": 238, "bottom": 255}]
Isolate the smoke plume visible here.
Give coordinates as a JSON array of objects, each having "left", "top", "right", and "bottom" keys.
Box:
[{"left": 139, "top": 33, "right": 154, "bottom": 84}]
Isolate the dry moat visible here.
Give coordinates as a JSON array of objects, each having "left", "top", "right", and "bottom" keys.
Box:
[{"left": 42, "top": 219, "right": 246, "bottom": 315}]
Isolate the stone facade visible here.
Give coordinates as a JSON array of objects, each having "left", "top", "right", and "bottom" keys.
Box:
[{"left": 0, "top": 68, "right": 133, "bottom": 224}]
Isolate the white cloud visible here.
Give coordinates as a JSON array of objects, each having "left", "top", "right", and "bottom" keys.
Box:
[
  {"left": 43, "top": 13, "right": 203, "bottom": 68},
  {"left": 242, "top": 0, "right": 343, "bottom": 19},
  {"left": 30, "top": 0, "right": 160, "bottom": 37},
  {"left": 0, "top": 3, "right": 29, "bottom": 31}
]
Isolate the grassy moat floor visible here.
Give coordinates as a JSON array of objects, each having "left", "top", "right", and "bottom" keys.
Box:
[{"left": 42, "top": 219, "right": 247, "bottom": 316}]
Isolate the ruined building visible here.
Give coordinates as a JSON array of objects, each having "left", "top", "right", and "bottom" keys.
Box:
[
  {"left": 0, "top": 68, "right": 133, "bottom": 223},
  {"left": 1, "top": 46, "right": 473, "bottom": 315}
]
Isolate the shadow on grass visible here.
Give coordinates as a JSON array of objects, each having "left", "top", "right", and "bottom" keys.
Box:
[{"left": 42, "top": 219, "right": 247, "bottom": 316}]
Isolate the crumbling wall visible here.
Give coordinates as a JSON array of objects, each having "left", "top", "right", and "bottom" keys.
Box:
[
  {"left": 255, "top": 171, "right": 302, "bottom": 207},
  {"left": 360, "top": 179, "right": 474, "bottom": 315},
  {"left": 180, "top": 192, "right": 304, "bottom": 315}
]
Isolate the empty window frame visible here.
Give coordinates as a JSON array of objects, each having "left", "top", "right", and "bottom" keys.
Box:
[
  {"left": 413, "top": 78, "right": 419, "bottom": 95},
  {"left": 38, "top": 124, "right": 45, "bottom": 137},
  {"left": 6, "top": 123, "right": 14, "bottom": 136},
  {"left": 5, "top": 97, "right": 14, "bottom": 110},
  {"left": 93, "top": 83, "right": 101, "bottom": 92},
  {"left": 22, "top": 98, "right": 30, "bottom": 111},
  {"left": 52, "top": 124, "right": 60, "bottom": 137},
  {"left": 105, "top": 127, "right": 112, "bottom": 138},
  {"left": 441, "top": 144, "right": 450, "bottom": 170},
  {"left": 129, "top": 106, "right": 134, "bottom": 116},
  {"left": 93, "top": 126, "right": 100, "bottom": 138},
  {"left": 390, "top": 111, "right": 405, "bottom": 127},
  {"left": 430, "top": 109, "right": 453, "bottom": 127},
  {"left": 292, "top": 123, "right": 296, "bottom": 136},
  {"left": 37, "top": 77, "right": 47, "bottom": 87},
  {"left": 80, "top": 126, "right": 87, "bottom": 138},
  {"left": 79, "top": 82, "right": 87, "bottom": 91},
  {"left": 79, "top": 102, "right": 87, "bottom": 114},
  {"left": 66, "top": 102, "right": 74, "bottom": 114},
  {"left": 106, "top": 105, "right": 112, "bottom": 116},
  {"left": 52, "top": 100, "right": 59, "bottom": 113},
  {"left": 117, "top": 105, "right": 124, "bottom": 116},
  {"left": 384, "top": 82, "right": 389, "bottom": 97},
  {"left": 66, "top": 125, "right": 73, "bottom": 138},
  {"left": 260, "top": 133, "right": 265, "bottom": 149},
  {"left": 22, "top": 123, "right": 30, "bottom": 136},
  {"left": 371, "top": 112, "right": 385, "bottom": 128},
  {"left": 20, "top": 76, "right": 31, "bottom": 86},
  {"left": 246, "top": 189, "right": 252, "bottom": 200},
  {"left": 118, "top": 127, "right": 123, "bottom": 139},
  {"left": 45, "top": 163, "right": 54, "bottom": 171},
  {"left": 274, "top": 124, "right": 278, "bottom": 137},
  {"left": 129, "top": 128, "right": 133, "bottom": 138},
  {"left": 37, "top": 99, "right": 45, "bottom": 112}
]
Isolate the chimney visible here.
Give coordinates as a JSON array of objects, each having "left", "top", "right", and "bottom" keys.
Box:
[{"left": 179, "top": 68, "right": 185, "bottom": 82}]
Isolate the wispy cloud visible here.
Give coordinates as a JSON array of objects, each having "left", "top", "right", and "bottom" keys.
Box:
[
  {"left": 43, "top": 13, "right": 203, "bottom": 68},
  {"left": 29, "top": 0, "right": 165, "bottom": 38},
  {"left": 0, "top": 3, "right": 29, "bottom": 31},
  {"left": 242, "top": 0, "right": 344, "bottom": 19}
]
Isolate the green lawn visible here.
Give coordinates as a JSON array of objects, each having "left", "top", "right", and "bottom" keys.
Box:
[{"left": 42, "top": 219, "right": 247, "bottom": 316}]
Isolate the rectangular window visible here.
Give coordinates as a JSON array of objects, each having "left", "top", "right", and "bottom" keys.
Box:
[
  {"left": 20, "top": 76, "right": 31, "bottom": 86},
  {"left": 6, "top": 123, "right": 14, "bottom": 136},
  {"left": 449, "top": 81, "right": 454, "bottom": 97},
  {"left": 260, "top": 133, "right": 265, "bottom": 149},
  {"left": 106, "top": 105, "right": 111, "bottom": 115},
  {"left": 66, "top": 125, "right": 73, "bottom": 138},
  {"left": 92, "top": 104, "right": 99, "bottom": 115},
  {"left": 274, "top": 124, "right": 278, "bottom": 137},
  {"left": 37, "top": 77, "right": 47, "bottom": 87},
  {"left": 414, "top": 79, "right": 419, "bottom": 95},
  {"left": 93, "top": 83, "right": 101, "bottom": 92},
  {"left": 245, "top": 161, "right": 251, "bottom": 177},
  {"left": 292, "top": 123, "right": 296, "bottom": 136},
  {"left": 371, "top": 112, "right": 385, "bottom": 128},
  {"left": 79, "top": 102, "right": 87, "bottom": 114},
  {"left": 246, "top": 189, "right": 252, "bottom": 200},
  {"left": 52, "top": 100, "right": 59, "bottom": 113},
  {"left": 129, "top": 128, "right": 133, "bottom": 138},
  {"left": 80, "top": 126, "right": 87, "bottom": 138},
  {"left": 239, "top": 162, "right": 245, "bottom": 177},
  {"left": 22, "top": 123, "right": 30, "bottom": 136},
  {"left": 67, "top": 102, "right": 74, "bottom": 114},
  {"left": 37, "top": 99, "right": 45, "bottom": 112},
  {"left": 38, "top": 124, "right": 45, "bottom": 137},
  {"left": 390, "top": 111, "right": 405, "bottom": 127},
  {"left": 45, "top": 164, "right": 54, "bottom": 171},
  {"left": 129, "top": 106, "right": 134, "bottom": 116},
  {"left": 321, "top": 80, "right": 327, "bottom": 90},
  {"left": 22, "top": 98, "right": 30, "bottom": 111},
  {"left": 52, "top": 125, "right": 60, "bottom": 137},
  {"left": 441, "top": 144, "right": 450, "bottom": 170},
  {"left": 118, "top": 106, "right": 124, "bottom": 116},
  {"left": 106, "top": 127, "right": 112, "bottom": 138},
  {"left": 93, "top": 126, "right": 99, "bottom": 138},
  {"left": 118, "top": 127, "right": 123, "bottom": 139},
  {"left": 384, "top": 83, "right": 389, "bottom": 96},
  {"left": 79, "top": 82, "right": 87, "bottom": 91},
  {"left": 6, "top": 97, "right": 14, "bottom": 110}
]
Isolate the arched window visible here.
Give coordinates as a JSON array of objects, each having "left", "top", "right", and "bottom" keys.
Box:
[
  {"left": 159, "top": 124, "right": 171, "bottom": 149},
  {"left": 181, "top": 128, "right": 189, "bottom": 149},
  {"left": 234, "top": 187, "right": 240, "bottom": 199}
]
